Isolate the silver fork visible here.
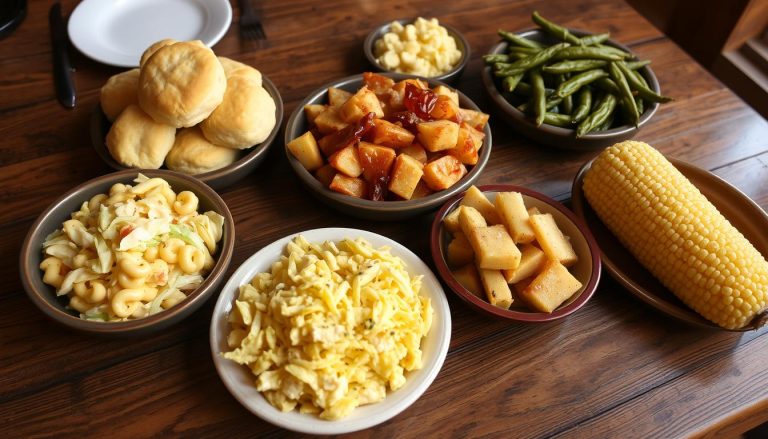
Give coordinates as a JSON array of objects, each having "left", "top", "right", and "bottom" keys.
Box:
[{"left": 238, "top": 0, "right": 266, "bottom": 40}]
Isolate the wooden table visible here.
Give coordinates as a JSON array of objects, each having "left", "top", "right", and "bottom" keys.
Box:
[{"left": 2, "top": 1, "right": 767, "bottom": 437}]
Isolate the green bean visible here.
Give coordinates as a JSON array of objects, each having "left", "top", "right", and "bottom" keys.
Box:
[
  {"left": 598, "top": 112, "right": 615, "bottom": 131},
  {"left": 543, "top": 112, "right": 573, "bottom": 127},
  {"left": 558, "top": 74, "right": 573, "bottom": 114},
  {"left": 617, "top": 61, "right": 672, "bottom": 103},
  {"left": 608, "top": 62, "right": 639, "bottom": 126},
  {"left": 518, "top": 96, "right": 562, "bottom": 113},
  {"left": 554, "top": 69, "right": 607, "bottom": 98},
  {"left": 596, "top": 44, "right": 632, "bottom": 58},
  {"left": 502, "top": 73, "right": 524, "bottom": 93},
  {"left": 514, "top": 82, "right": 555, "bottom": 97},
  {"left": 594, "top": 77, "right": 620, "bottom": 94},
  {"left": 530, "top": 68, "right": 546, "bottom": 126},
  {"left": 532, "top": 11, "right": 581, "bottom": 45},
  {"left": 636, "top": 95, "right": 644, "bottom": 115},
  {"left": 483, "top": 54, "right": 510, "bottom": 64},
  {"left": 625, "top": 60, "right": 651, "bottom": 70},
  {"left": 542, "top": 59, "right": 607, "bottom": 74},
  {"left": 508, "top": 46, "right": 540, "bottom": 55},
  {"left": 498, "top": 30, "right": 544, "bottom": 49},
  {"left": 571, "top": 88, "right": 592, "bottom": 123},
  {"left": 494, "top": 42, "right": 570, "bottom": 76},
  {"left": 552, "top": 46, "right": 625, "bottom": 61},
  {"left": 577, "top": 94, "right": 617, "bottom": 137},
  {"left": 579, "top": 33, "right": 610, "bottom": 46}
]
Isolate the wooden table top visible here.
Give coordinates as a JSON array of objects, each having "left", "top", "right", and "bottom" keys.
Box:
[{"left": 3, "top": 0, "right": 768, "bottom": 437}]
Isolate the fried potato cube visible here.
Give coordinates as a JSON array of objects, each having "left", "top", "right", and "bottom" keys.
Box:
[
  {"left": 452, "top": 264, "right": 483, "bottom": 298},
  {"left": 358, "top": 142, "right": 396, "bottom": 182},
  {"left": 447, "top": 232, "right": 474, "bottom": 267},
  {"left": 527, "top": 206, "right": 541, "bottom": 216},
  {"left": 422, "top": 155, "right": 466, "bottom": 190},
  {"left": 314, "top": 164, "right": 336, "bottom": 187},
  {"left": 458, "top": 206, "right": 487, "bottom": 238},
  {"left": 447, "top": 123, "right": 481, "bottom": 165},
  {"left": 329, "top": 174, "right": 367, "bottom": 198},
  {"left": 443, "top": 206, "right": 464, "bottom": 234},
  {"left": 328, "top": 145, "right": 362, "bottom": 178},
  {"left": 400, "top": 143, "right": 427, "bottom": 163},
  {"left": 433, "top": 85, "right": 459, "bottom": 105},
  {"left": 339, "top": 86, "right": 384, "bottom": 123},
  {"left": 304, "top": 104, "right": 326, "bottom": 124},
  {"left": 520, "top": 259, "right": 582, "bottom": 312},
  {"left": 478, "top": 268, "right": 513, "bottom": 309},
  {"left": 369, "top": 119, "right": 415, "bottom": 148},
  {"left": 530, "top": 213, "right": 578, "bottom": 267},
  {"left": 417, "top": 120, "right": 460, "bottom": 152},
  {"left": 314, "top": 106, "right": 348, "bottom": 134},
  {"left": 429, "top": 95, "right": 461, "bottom": 121},
  {"left": 459, "top": 108, "right": 490, "bottom": 130},
  {"left": 287, "top": 131, "right": 324, "bottom": 171},
  {"left": 496, "top": 191, "right": 536, "bottom": 243},
  {"left": 328, "top": 87, "right": 353, "bottom": 107},
  {"left": 460, "top": 185, "right": 501, "bottom": 224},
  {"left": 388, "top": 153, "right": 424, "bottom": 200},
  {"left": 468, "top": 224, "right": 521, "bottom": 270},
  {"left": 503, "top": 244, "right": 546, "bottom": 284},
  {"left": 411, "top": 180, "right": 434, "bottom": 199}
]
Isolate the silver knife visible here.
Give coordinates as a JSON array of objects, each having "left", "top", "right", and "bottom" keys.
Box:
[{"left": 49, "top": 3, "right": 75, "bottom": 108}]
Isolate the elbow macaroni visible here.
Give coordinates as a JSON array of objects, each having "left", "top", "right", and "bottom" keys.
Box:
[
  {"left": 223, "top": 235, "right": 433, "bottom": 420},
  {"left": 373, "top": 17, "right": 462, "bottom": 77},
  {"left": 39, "top": 174, "right": 225, "bottom": 322}
]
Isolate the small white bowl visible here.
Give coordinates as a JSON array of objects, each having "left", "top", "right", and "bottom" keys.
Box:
[{"left": 209, "top": 228, "right": 451, "bottom": 434}]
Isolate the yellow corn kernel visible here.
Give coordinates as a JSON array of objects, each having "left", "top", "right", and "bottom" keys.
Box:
[{"left": 583, "top": 141, "right": 768, "bottom": 329}]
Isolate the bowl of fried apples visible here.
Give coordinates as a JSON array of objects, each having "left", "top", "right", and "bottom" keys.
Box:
[
  {"left": 430, "top": 184, "right": 601, "bottom": 322},
  {"left": 284, "top": 72, "right": 491, "bottom": 220}
]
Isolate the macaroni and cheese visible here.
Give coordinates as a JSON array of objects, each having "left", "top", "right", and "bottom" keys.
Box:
[
  {"left": 373, "top": 17, "right": 462, "bottom": 77},
  {"left": 223, "top": 235, "right": 433, "bottom": 420},
  {"left": 39, "top": 174, "right": 224, "bottom": 321}
]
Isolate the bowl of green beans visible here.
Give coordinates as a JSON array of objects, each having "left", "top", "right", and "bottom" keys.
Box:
[{"left": 482, "top": 12, "right": 671, "bottom": 150}]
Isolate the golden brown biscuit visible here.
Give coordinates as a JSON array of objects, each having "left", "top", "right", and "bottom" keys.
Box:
[
  {"left": 106, "top": 104, "right": 176, "bottom": 169},
  {"left": 218, "top": 56, "right": 262, "bottom": 85},
  {"left": 200, "top": 76, "right": 276, "bottom": 149},
  {"left": 100, "top": 69, "right": 140, "bottom": 121},
  {"left": 138, "top": 41, "right": 226, "bottom": 128},
  {"left": 165, "top": 127, "right": 239, "bottom": 174},
  {"left": 139, "top": 39, "right": 177, "bottom": 67}
]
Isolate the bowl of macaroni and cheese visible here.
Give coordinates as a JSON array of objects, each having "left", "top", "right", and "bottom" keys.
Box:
[
  {"left": 364, "top": 17, "right": 469, "bottom": 83},
  {"left": 20, "top": 169, "right": 235, "bottom": 336},
  {"left": 209, "top": 228, "right": 451, "bottom": 434}
]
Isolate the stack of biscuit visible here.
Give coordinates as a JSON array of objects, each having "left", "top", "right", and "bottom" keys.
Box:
[{"left": 101, "top": 39, "right": 277, "bottom": 175}]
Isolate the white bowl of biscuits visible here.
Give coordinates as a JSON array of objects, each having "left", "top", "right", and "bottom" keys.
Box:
[{"left": 92, "top": 39, "right": 283, "bottom": 190}]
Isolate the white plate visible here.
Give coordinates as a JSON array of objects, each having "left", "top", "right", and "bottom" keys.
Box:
[
  {"left": 209, "top": 228, "right": 452, "bottom": 435},
  {"left": 68, "top": 0, "right": 232, "bottom": 67}
]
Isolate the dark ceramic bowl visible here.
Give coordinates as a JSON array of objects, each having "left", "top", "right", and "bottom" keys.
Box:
[
  {"left": 283, "top": 72, "right": 492, "bottom": 221},
  {"left": 430, "top": 184, "right": 601, "bottom": 322},
  {"left": 482, "top": 29, "right": 660, "bottom": 150},
  {"left": 19, "top": 169, "right": 235, "bottom": 336},
  {"left": 364, "top": 18, "right": 470, "bottom": 84},
  {"left": 91, "top": 75, "right": 283, "bottom": 191}
]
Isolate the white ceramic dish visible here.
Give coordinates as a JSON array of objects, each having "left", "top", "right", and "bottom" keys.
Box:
[
  {"left": 209, "top": 228, "right": 452, "bottom": 434},
  {"left": 68, "top": 0, "right": 232, "bottom": 67}
]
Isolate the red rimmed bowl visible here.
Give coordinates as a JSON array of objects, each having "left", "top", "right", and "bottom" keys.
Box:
[{"left": 430, "top": 184, "right": 601, "bottom": 322}]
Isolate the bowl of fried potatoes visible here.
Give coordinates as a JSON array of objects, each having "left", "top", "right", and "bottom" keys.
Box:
[
  {"left": 430, "top": 184, "right": 601, "bottom": 322},
  {"left": 284, "top": 72, "right": 491, "bottom": 220}
]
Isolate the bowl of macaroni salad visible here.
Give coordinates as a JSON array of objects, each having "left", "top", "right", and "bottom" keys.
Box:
[
  {"left": 20, "top": 169, "right": 235, "bottom": 336},
  {"left": 364, "top": 17, "right": 469, "bottom": 83},
  {"left": 210, "top": 228, "right": 451, "bottom": 434}
]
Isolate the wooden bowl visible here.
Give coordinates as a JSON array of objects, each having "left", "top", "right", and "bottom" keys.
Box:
[
  {"left": 19, "top": 169, "right": 235, "bottom": 336},
  {"left": 481, "top": 29, "right": 660, "bottom": 150},
  {"left": 430, "top": 184, "right": 601, "bottom": 322},
  {"left": 91, "top": 75, "right": 283, "bottom": 191},
  {"left": 283, "top": 72, "right": 492, "bottom": 220}
]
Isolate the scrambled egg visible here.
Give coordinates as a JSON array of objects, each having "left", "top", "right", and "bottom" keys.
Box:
[
  {"left": 374, "top": 17, "right": 462, "bottom": 77},
  {"left": 223, "top": 235, "right": 433, "bottom": 420}
]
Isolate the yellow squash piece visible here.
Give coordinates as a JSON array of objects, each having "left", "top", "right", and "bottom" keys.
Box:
[{"left": 583, "top": 141, "right": 768, "bottom": 329}]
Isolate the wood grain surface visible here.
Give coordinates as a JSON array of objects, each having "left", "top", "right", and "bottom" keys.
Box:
[{"left": 2, "top": 1, "right": 767, "bottom": 438}]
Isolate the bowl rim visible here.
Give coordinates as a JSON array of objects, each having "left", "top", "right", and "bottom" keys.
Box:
[
  {"left": 283, "top": 72, "right": 492, "bottom": 214},
  {"left": 19, "top": 168, "right": 236, "bottom": 334},
  {"left": 363, "top": 17, "right": 470, "bottom": 82},
  {"left": 481, "top": 27, "right": 660, "bottom": 139},
  {"left": 91, "top": 74, "right": 284, "bottom": 186},
  {"left": 430, "top": 184, "right": 602, "bottom": 321},
  {"left": 209, "top": 227, "right": 452, "bottom": 434}
]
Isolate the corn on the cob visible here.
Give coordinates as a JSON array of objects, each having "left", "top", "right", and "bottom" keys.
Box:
[{"left": 583, "top": 141, "right": 768, "bottom": 329}]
